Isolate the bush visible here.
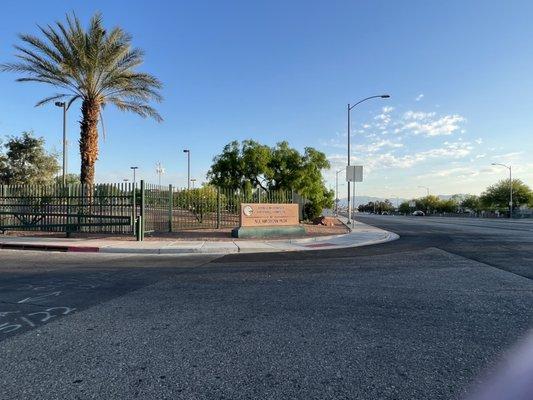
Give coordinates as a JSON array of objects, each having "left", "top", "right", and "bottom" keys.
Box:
[{"left": 303, "top": 202, "right": 322, "bottom": 221}]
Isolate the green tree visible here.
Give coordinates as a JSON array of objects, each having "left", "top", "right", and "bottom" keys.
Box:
[
  {"left": 435, "top": 198, "right": 459, "bottom": 213},
  {"left": 54, "top": 173, "right": 81, "bottom": 185},
  {"left": 358, "top": 200, "right": 394, "bottom": 213},
  {"left": 0, "top": 132, "right": 60, "bottom": 184},
  {"left": 460, "top": 195, "right": 482, "bottom": 213},
  {"left": 1, "top": 13, "right": 163, "bottom": 185},
  {"left": 207, "top": 140, "right": 333, "bottom": 219},
  {"left": 480, "top": 179, "right": 532, "bottom": 212},
  {"left": 415, "top": 195, "right": 440, "bottom": 214},
  {"left": 398, "top": 201, "right": 411, "bottom": 214}
]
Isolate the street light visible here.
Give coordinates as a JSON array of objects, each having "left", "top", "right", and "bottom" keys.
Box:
[
  {"left": 418, "top": 186, "right": 430, "bottom": 214},
  {"left": 55, "top": 101, "right": 68, "bottom": 184},
  {"left": 491, "top": 163, "right": 513, "bottom": 218},
  {"left": 155, "top": 162, "right": 165, "bottom": 186},
  {"left": 183, "top": 149, "right": 190, "bottom": 190},
  {"left": 347, "top": 94, "right": 390, "bottom": 223},
  {"left": 335, "top": 169, "right": 344, "bottom": 216},
  {"left": 130, "top": 166, "right": 138, "bottom": 184}
]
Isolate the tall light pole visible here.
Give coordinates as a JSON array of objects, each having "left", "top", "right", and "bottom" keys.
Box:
[
  {"left": 183, "top": 149, "right": 190, "bottom": 190},
  {"left": 418, "top": 186, "right": 430, "bottom": 214},
  {"left": 347, "top": 94, "right": 390, "bottom": 223},
  {"left": 335, "top": 169, "right": 343, "bottom": 216},
  {"left": 130, "top": 166, "right": 138, "bottom": 184},
  {"left": 491, "top": 163, "right": 513, "bottom": 218},
  {"left": 55, "top": 101, "right": 68, "bottom": 184},
  {"left": 156, "top": 162, "right": 165, "bottom": 186}
]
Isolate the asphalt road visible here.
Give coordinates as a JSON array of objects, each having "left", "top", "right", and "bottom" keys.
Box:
[{"left": 0, "top": 215, "right": 531, "bottom": 399}]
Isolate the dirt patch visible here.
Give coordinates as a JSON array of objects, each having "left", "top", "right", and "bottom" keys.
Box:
[{"left": 0, "top": 218, "right": 349, "bottom": 242}]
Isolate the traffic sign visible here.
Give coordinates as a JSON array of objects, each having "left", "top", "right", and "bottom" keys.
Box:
[{"left": 346, "top": 165, "right": 363, "bottom": 182}]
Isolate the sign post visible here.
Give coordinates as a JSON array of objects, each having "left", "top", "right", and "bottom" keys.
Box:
[{"left": 346, "top": 166, "right": 363, "bottom": 224}]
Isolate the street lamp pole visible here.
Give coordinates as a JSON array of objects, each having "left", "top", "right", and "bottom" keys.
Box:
[
  {"left": 55, "top": 102, "right": 68, "bottom": 184},
  {"left": 335, "top": 169, "right": 343, "bottom": 216},
  {"left": 183, "top": 149, "right": 190, "bottom": 190},
  {"left": 156, "top": 162, "right": 165, "bottom": 186},
  {"left": 347, "top": 94, "right": 390, "bottom": 223},
  {"left": 418, "top": 186, "right": 430, "bottom": 214},
  {"left": 492, "top": 163, "right": 513, "bottom": 218},
  {"left": 129, "top": 166, "right": 139, "bottom": 234},
  {"left": 130, "top": 166, "right": 138, "bottom": 184}
]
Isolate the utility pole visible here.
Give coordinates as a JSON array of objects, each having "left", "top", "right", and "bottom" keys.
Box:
[
  {"left": 156, "top": 162, "right": 165, "bottom": 186},
  {"left": 335, "top": 169, "right": 343, "bottom": 216},
  {"left": 346, "top": 95, "right": 390, "bottom": 223},
  {"left": 491, "top": 163, "right": 513, "bottom": 218},
  {"left": 183, "top": 149, "right": 191, "bottom": 190},
  {"left": 130, "top": 166, "right": 138, "bottom": 184},
  {"left": 55, "top": 102, "right": 68, "bottom": 184}
]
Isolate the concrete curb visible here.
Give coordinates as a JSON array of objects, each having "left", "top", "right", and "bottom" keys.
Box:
[{"left": 0, "top": 219, "right": 399, "bottom": 255}]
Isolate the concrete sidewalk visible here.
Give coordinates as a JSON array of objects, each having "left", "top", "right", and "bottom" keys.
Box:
[{"left": 0, "top": 219, "right": 398, "bottom": 255}]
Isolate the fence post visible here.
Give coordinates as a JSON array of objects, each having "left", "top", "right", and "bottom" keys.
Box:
[
  {"left": 216, "top": 187, "right": 221, "bottom": 229},
  {"left": 0, "top": 185, "right": 4, "bottom": 228},
  {"left": 132, "top": 181, "right": 136, "bottom": 236},
  {"left": 66, "top": 185, "right": 72, "bottom": 238},
  {"left": 168, "top": 184, "right": 173, "bottom": 232},
  {"left": 139, "top": 180, "right": 145, "bottom": 241}
]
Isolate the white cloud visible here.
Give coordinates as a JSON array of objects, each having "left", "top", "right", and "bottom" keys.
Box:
[
  {"left": 415, "top": 94, "right": 424, "bottom": 101},
  {"left": 403, "top": 111, "right": 436, "bottom": 121},
  {"left": 492, "top": 151, "right": 523, "bottom": 161},
  {"left": 354, "top": 139, "right": 403, "bottom": 154},
  {"left": 327, "top": 140, "right": 474, "bottom": 174},
  {"left": 400, "top": 111, "right": 465, "bottom": 137},
  {"left": 416, "top": 166, "right": 481, "bottom": 181}
]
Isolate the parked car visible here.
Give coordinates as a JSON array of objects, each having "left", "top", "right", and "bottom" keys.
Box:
[{"left": 412, "top": 210, "right": 425, "bottom": 216}]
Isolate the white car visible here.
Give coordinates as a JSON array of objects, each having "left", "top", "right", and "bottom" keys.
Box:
[{"left": 412, "top": 210, "right": 425, "bottom": 216}]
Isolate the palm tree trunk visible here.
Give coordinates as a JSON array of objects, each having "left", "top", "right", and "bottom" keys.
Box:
[{"left": 79, "top": 99, "right": 100, "bottom": 185}]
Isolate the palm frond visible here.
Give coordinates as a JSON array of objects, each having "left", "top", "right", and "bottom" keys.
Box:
[
  {"left": 108, "top": 98, "right": 163, "bottom": 122},
  {"left": 2, "top": 11, "right": 163, "bottom": 120},
  {"left": 34, "top": 93, "right": 70, "bottom": 107}
]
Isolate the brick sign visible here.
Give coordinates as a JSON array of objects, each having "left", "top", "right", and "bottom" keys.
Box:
[{"left": 240, "top": 203, "right": 299, "bottom": 227}]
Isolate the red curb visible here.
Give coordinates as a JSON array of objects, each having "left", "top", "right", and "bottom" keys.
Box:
[
  {"left": 67, "top": 246, "right": 100, "bottom": 253},
  {"left": 0, "top": 242, "right": 100, "bottom": 253}
]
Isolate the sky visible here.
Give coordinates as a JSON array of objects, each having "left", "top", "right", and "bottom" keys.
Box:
[{"left": 0, "top": 0, "right": 532, "bottom": 199}]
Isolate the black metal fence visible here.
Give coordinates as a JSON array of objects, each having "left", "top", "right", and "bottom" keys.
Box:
[
  {"left": 0, "top": 183, "right": 133, "bottom": 235},
  {"left": 0, "top": 181, "right": 308, "bottom": 240}
]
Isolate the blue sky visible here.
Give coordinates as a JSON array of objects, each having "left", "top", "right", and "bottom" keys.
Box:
[{"left": 1, "top": 0, "right": 532, "bottom": 198}]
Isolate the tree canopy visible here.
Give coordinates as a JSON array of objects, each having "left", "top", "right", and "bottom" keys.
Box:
[
  {"left": 480, "top": 179, "right": 532, "bottom": 211},
  {"left": 207, "top": 140, "right": 333, "bottom": 218},
  {"left": 358, "top": 200, "right": 394, "bottom": 213},
  {"left": 0, "top": 131, "right": 60, "bottom": 185}
]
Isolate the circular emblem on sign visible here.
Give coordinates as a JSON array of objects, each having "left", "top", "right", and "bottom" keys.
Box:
[{"left": 243, "top": 205, "right": 253, "bottom": 216}]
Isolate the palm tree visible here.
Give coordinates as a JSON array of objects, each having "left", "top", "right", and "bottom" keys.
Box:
[{"left": 1, "top": 13, "right": 162, "bottom": 185}]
